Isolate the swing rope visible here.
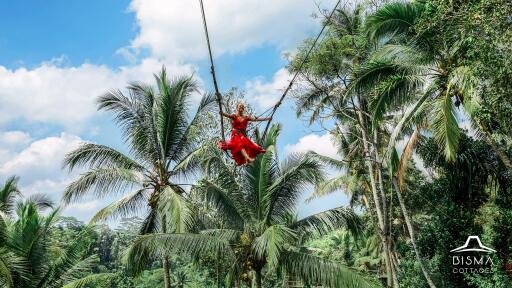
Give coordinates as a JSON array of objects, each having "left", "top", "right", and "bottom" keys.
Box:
[
  {"left": 198, "top": 0, "right": 226, "bottom": 141},
  {"left": 260, "top": 0, "right": 342, "bottom": 143}
]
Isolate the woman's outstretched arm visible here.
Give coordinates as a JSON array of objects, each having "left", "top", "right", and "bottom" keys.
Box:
[
  {"left": 249, "top": 116, "right": 272, "bottom": 122},
  {"left": 220, "top": 112, "right": 234, "bottom": 119}
]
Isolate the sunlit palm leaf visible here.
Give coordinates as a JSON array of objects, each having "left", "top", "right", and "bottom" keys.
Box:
[
  {"left": 397, "top": 126, "right": 422, "bottom": 188},
  {"left": 159, "top": 186, "right": 195, "bottom": 234},
  {"left": 431, "top": 87, "right": 460, "bottom": 161},
  {"left": 126, "top": 233, "right": 235, "bottom": 268},
  {"left": 267, "top": 153, "right": 326, "bottom": 223},
  {"left": 90, "top": 188, "right": 149, "bottom": 223},
  {"left": 196, "top": 180, "right": 245, "bottom": 226},
  {"left": 280, "top": 250, "right": 374, "bottom": 288},
  {"left": 62, "top": 168, "right": 142, "bottom": 204},
  {"left": 386, "top": 88, "right": 431, "bottom": 167},
  {"left": 0, "top": 176, "right": 20, "bottom": 216},
  {"left": 253, "top": 225, "right": 297, "bottom": 270},
  {"left": 307, "top": 176, "right": 348, "bottom": 202},
  {"left": 61, "top": 273, "right": 116, "bottom": 288},
  {"left": 63, "top": 143, "right": 144, "bottom": 172},
  {"left": 157, "top": 72, "right": 196, "bottom": 161},
  {"left": 291, "top": 207, "right": 361, "bottom": 239},
  {"left": 365, "top": 1, "right": 424, "bottom": 40}
]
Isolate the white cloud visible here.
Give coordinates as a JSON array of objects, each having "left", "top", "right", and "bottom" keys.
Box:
[
  {"left": 125, "top": 0, "right": 336, "bottom": 61},
  {"left": 0, "top": 131, "right": 31, "bottom": 147},
  {"left": 0, "top": 133, "right": 83, "bottom": 184},
  {"left": 245, "top": 68, "right": 290, "bottom": 109},
  {"left": 0, "top": 58, "right": 196, "bottom": 130},
  {"left": 0, "top": 0, "right": 336, "bottom": 130},
  {"left": 22, "top": 178, "right": 73, "bottom": 198},
  {"left": 285, "top": 133, "right": 338, "bottom": 158}
]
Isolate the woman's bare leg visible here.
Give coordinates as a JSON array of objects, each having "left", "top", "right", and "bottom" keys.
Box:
[{"left": 240, "top": 149, "right": 254, "bottom": 163}]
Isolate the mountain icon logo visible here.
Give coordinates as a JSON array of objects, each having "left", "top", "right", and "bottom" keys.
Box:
[{"left": 450, "top": 236, "right": 496, "bottom": 253}]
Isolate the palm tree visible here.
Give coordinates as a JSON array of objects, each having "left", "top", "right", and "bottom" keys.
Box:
[
  {"left": 350, "top": 2, "right": 479, "bottom": 287},
  {"left": 0, "top": 176, "right": 20, "bottom": 216},
  {"left": 126, "top": 125, "right": 374, "bottom": 288},
  {"left": 62, "top": 67, "right": 215, "bottom": 288},
  {"left": 356, "top": 0, "right": 511, "bottom": 172},
  {"left": 292, "top": 5, "right": 400, "bottom": 285},
  {"left": 0, "top": 176, "right": 23, "bottom": 287},
  {"left": 0, "top": 177, "right": 111, "bottom": 288}
]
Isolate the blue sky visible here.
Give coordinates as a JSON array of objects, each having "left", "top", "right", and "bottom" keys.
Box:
[{"left": 0, "top": 0, "right": 346, "bottom": 221}]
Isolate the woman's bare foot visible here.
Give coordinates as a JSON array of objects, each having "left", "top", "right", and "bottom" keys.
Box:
[{"left": 240, "top": 149, "right": 253, "bottom": 163}]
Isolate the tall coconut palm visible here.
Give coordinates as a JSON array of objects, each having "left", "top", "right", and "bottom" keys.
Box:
[
  {"left": 62, "top": 67, "right": 215, "bottom": 288},
  {"left": 125, "top": 125, "right": 374, "bottom": 288},
  {"left": 350, "top": 2, "right": 474, "bottom": 287},
  {"left": 291, "top": 5, "right": 401, "bottom": 286}
]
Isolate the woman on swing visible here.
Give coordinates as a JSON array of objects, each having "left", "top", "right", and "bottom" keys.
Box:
[{"left": 218, "top": 103, "right": 271, "bottom": 165}]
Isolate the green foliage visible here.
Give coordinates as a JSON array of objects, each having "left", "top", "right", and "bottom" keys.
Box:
[
  {"left": 3, "top": 1, "right": 512, "bottom": 286},
  {"left": 126, "top": 126, "right": 373, "bottom": 287}
]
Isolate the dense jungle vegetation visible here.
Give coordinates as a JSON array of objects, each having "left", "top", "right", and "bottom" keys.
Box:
[{"left": 0, "top": 0, "right": 511, "bottom": 287}]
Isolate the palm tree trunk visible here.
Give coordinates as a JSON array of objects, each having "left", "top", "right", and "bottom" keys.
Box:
[
  {"left": 392, "top": 178, "right": 436, "bottom": 288},
  {"left": 162, "top": 215, "right": 171, "bottom": 288},
  {"left": 216, "top": 250, "right": 221, "bottom": 288},
  {"left": 255, "top": 269, "right": 262, "bottom": 288},
  {"left": 163, "top": 256, "right": 171, "bottom": 288},
  {"left": 374, "top": 130, "right": 388, "bottom": 234},
  {"left": 373, "top": 129, "right": 399, "bottom": 286},
  {"left": 355, "top": 102, "right": 394, "bottom": 287}
]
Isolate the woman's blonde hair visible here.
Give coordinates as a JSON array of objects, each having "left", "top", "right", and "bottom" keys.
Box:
[{"left": 236, "top": 102, "right": 245, "bottom": 109}]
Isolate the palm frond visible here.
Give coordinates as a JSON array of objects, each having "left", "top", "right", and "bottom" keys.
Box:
[
  {"left": 63, "top": 143, "right": 144, "bottom": 172},
  {"left": 448, "top": 65, "right": 479, "bottom": 114},
  {"left": 267, "top": 153, "right": 326, "bottom": 223},
  {"left": 0, "top": 176, "right": 20, "bottom": 215},
  {"left": 61, "top": 273, "right": 116, "bottom": 288},
  {"left": 397, "top": 126, "right": 422, "bottom": 189},
  {"left": 125, "top": 233, "right": 235, "bottom": 271},
  {"left": 172, "top": 143, "right": 209, "bottom": 178},
  {"left": 308, "top": 151, "right": 346, "bottom": 170},
  {"left": 199, "top": 229, "right": 241, "bottom": 242},
  {"left": 291, "top": 207, "right": 361, "bottom": 239},
  {"left": 157, "top": 73, "right": 196, "bottom": 161},
  {"left": 253, "top": 225, "right": 297, "bottom": 271},
  {"left": 139, "top": 208, "right": 159, "bottom": 234},
  {"left": 431, "top": 87, "right": 460, "bottom": 161},
  {"left": 195, "top": 180, "right": 245, "bottom": 226},
  {"left": 307, "top": 176, "right": 349, "bottom": 203},
  {"left": 90, "top": 188, "right": 149, "bottom": 223},
  {"left": 365, "top": 1, "right": 425, "bottom": 40},
  {"left": 26, "top": 193, "right": 54, "bottom": 211},
  {"left": 43, "top": 254, "right": 99, "bottom": 288},
  {"left": 0, "top": 247, "right": 26, "bottom": 288},
  {"left": 371, "top": 73, "right": 423, "bottom": 127},
  {"left": 386, "top": 88, "right": 432, "bottom": 168},
  {"left": 97, "top": 88, "right": 145, "bottom": 134},
  {"left": 159, "top": 186, "right": 194, "bottom": 233},
  {"left": 280, "top": 250, "right": 374, "bottom": 288},
  {"left": 62, "top": 168, "right": 142, "bottom": 204},
  {"left": 245, "top": 144, "right": 278, "bottom": 224},
  {"left": 168, "top": 92, "right": 217, "bottom": 165}
]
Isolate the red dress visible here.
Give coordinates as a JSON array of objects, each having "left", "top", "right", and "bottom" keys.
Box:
[{"left": 219, "top": 116, "right": 266, "bottom": 165}]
